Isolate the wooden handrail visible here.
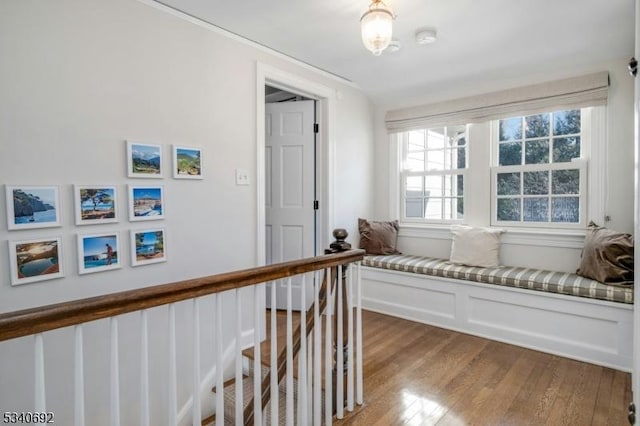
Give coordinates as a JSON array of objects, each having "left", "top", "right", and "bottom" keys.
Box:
[{"left": 0, "top": 249, "right": 365, "bottom": 343}]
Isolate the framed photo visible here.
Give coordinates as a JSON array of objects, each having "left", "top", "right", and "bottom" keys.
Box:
[
  {"left": 74, "top": 185, "right": 118, "bottom": 225},
  {"left": 126, "top": 141, "right": 163, "bottom": 178},
  {"left": 77, "top": 232, "right": 121, "bottom": 275},
  {"left": 129, "top": 185, "right": 164, "bottom": 221},
  {"left": 172, "top": 145, "right": 203, "bottom": 179},
  {"left": 5, "top": 185, "right": 62, "bottom": 230},
  {"left": 8, "top": 237, "right": 64, "bottom": 285},
  {"left": 131, "top": 228, "right": 166, "bottom": 266}
]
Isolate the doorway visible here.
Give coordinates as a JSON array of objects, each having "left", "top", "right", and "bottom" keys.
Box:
[{"left": 264, "top": 86, "right": 317, "bottom": 310}]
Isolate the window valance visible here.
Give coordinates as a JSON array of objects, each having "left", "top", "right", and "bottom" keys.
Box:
[{"left": 385, "top": 71, "right": 609, "bottom": 133}]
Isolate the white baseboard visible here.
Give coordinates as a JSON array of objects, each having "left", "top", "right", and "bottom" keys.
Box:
[{"left": 362, "top": 266, "right": 633, "bottom": 372}]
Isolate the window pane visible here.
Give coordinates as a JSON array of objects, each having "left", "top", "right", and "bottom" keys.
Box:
[
  {"left": 499, "top": 117, "right": 522, "bottom": 141},
  {"left": 405, "top": 199, "right": 424, "bottom": 218},
  {"left": 427, "top": 129, "right": 446, "bottom": 149},
  {"left": 425, "top": 175, "right": 442, "bottom": 197},
  {"left": 457, "top": 175, "right": 464, "bottom": 196},
  {"left": 552, "top": 197, "right": 579, "bottom": 222},
  {"left": 523, "top": 197, "right": 549, "bottom": 222},
  {"left": 523, "top": 171, "right": 549, "bottom": 195},
  {"left": 456, "top": 147, "right": 466, "bottom": 169},
  {"left": 553, "top": 109, "right": 581, "bottom": 135},
  {"left": 525, "top": 114, "right": 550, "bottom": 138},
  {"left": 408, "top": 130, "right": 425, "bottom": 151},
  {"left": 552, "top": 169, "right": 579, "bottom": 194},
  {"left": 497, "top": 172, "right": 520, "bottom": 195},
  {"left": 499, "top": 142, "right": 522, "bottom": 166},
  {"left": 426, "top": 149, "right": 445, "bottom": 170},
  {"left": 456, "top": 197, "right": 464, "bottom": 219},
  {"left": 406, "top": 176, "right": 423, "bottom": 196},
  {"left": 553, "top": 137, "right": 580, "bottom": 163},
  {"left": 525, "top": 139, "right": 549, "bottom": 164},
  {"left": 424, "top": 197, "right": 442, "bottom": 219},
  {"left": 497, "top": 198, "right": 520, "bottom": 221},
  {"left": 405, "top": 151, "right": 424, "bottom": 171}
]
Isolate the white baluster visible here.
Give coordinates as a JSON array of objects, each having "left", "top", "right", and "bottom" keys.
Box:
[
  {"left": 192, "top": 299, "right": 201, "bottom": 426},
  {"left": 324, "top": 267, "right": 333, "bottom": 426},
  {"left": 313, "top": 271, "right": 321, "bottom": 426},
  {"left": 215, "top": 294, "right": 224, "bottom": 426},
  {"left": 140, "top": 311, "right": 150, "bottom": 426},
  {"left": 270, "top": 282, "right": 278, "bottom": 426},
  {"left": 74, "top": 326, "right": 85, "bottom": 426},
  {"left": 307, "top": 331, "right": 313, "bottom": 424},
  {"left": 356, "top": 262, "right": 363, "bottom": 405},
  {"left": 347, "top": 265, "right": 354, "bottom": 411},
  {"left": 253, "top": 283, "right": 263, "bottom": 426},
  {"left": 336, "top": 265, "right": 344, "bottom": 419},
  {"left": 285, "top": 278, "right": 294, "bottom": 426},
  {"left": 34, "top": 334, "right": 45, "bottom": 412},
  {"left": 298, "top": 274, "right": 308, "bottom": 424},
  {"left": 235, "top": 289, "right": 244, "bottom": 424},
  {"left": 168, "top": 304, "right": 177, "bottom": 426},
  {"left": 110, "top": 318, "right": 120, "bottom": 426}
]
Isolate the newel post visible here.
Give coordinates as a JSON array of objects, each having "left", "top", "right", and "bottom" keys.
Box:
[{"left": 325, "top": 228, "right": 351, "bottom": 413}]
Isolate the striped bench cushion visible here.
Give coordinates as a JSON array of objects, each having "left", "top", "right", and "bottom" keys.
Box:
[{"left": 363, "top": 254, "right": 633, "bottom": 304}]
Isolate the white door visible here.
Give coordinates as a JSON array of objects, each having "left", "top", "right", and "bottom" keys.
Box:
[{"left": 265, "top": 99, "right": 316, "bottom": 310}]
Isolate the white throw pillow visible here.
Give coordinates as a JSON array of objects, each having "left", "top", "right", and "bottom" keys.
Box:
[{"left": 449, "top": 225, "right": 504, "bottom": 267}]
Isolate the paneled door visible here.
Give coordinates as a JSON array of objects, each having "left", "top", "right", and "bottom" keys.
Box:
[{"left": 265, "top": 99, "right": 316, "bottom": 310}]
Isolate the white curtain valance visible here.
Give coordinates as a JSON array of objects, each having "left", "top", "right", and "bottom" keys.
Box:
[{"left": 385, "top": 71, "right": 609, "bottom": 133}]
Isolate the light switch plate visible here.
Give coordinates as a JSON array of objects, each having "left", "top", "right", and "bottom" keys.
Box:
[{"left": 235, "top": 168, "right": 249, "bottom": 185}]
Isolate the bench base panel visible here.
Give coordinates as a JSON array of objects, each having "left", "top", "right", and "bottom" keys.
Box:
[{"left": 361, "top": 266, "right": 633, "bottom": 371}]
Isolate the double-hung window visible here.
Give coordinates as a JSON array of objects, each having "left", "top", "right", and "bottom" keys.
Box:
[
  {"left": 399, "top": 125, "right": 467, "bottom": 222},
  {"left": 491, "top": 109, "right": 587, "bottom": 227}
]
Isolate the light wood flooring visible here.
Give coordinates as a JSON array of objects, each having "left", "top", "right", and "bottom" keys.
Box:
[{"left": 334, "top": 310, "right": 631, "bottom": 426}]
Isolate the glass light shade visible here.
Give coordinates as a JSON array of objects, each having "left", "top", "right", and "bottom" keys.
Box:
[{"left": 360, "top": 5, "right": 393, "bottom": 56}]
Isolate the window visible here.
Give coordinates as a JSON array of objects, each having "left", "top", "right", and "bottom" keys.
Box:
[
  {"left": 492, "top": 109, "right": 586, "bottom": 227},
  {"left": 399, "top": 126, "right": 467, "bottom": 222}
]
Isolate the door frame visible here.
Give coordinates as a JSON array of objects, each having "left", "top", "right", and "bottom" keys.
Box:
[{"left": 256, "top": 62, "right": 336, "bottom": 266}]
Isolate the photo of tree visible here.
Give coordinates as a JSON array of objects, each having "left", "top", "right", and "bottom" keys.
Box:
[{"left": 74, "top": 185, "right": 118, "bottom": 225}]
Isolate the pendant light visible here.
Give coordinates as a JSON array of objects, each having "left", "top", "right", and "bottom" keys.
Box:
[{"left": 360, "top": 0, "right": 394, "bottom": 56}]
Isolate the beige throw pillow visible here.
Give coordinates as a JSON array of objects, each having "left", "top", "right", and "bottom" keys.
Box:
[
  {"left": 358, "top": 218, "right": 401, "bottom": 255},
  {"left": 576, "top": 222, "right": 634, "bottom": 284},
  {"left": 449, "top": 225, "right": 503, "bottom": 268}
]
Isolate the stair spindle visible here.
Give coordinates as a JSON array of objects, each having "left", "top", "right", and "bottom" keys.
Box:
[
  {"left": 192, "top": 299, "right": 201, "bottom": 426},
  {"left": 356, "top": 262, "right": 363, "bottom": 405},
  {"left": 110, "top": 318, "right": 120, "bottom": 426},
  {"left": 324, "top": 267, "right": 333, "bottom": 426},
  {"left": 253, "top": 284, "right": 263, "bottom": 426},
  {"left": 336, "top": 265, "right": 344, "bottom": 419},
  {"left": 140, "top": 310, "right": 150, "bottom": 426},
  {"left": 298, "top": 274, "right": 308, "bottom": 423},
  {"left": 215, "top": 295, "right": 224, "bottom": 426},
  {"left": 270, "top": 281, "right": 279, "bottom": 425},
  {"left": 74, "top": 326, "right": 85, "bottom": 426},
  {"left": 168, "top": 304, "right": 177, "bottom": 426},
  {"left": 285, "top": 277, "right": 294, "bottom": 426},
  {"left": 347, "top": 265, "right": 354, "bottom": 412},
  {"left": 235, "top": 289, "right": 244, "bottom": 424},
  {"left": 34, "top": 333, "right": 45, "bottom": 412},
  {"left": 313, "top": 270, "right": 322, "bottom": 426}
]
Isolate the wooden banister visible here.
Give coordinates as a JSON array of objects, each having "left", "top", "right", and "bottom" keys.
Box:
[{"left": 0, "top": 249, "right": 365, "bottom": 343}]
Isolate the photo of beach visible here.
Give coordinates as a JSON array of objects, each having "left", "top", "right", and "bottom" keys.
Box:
[
  {"left": 129, "top": 186, "right": 164, "bottom": 221},
  {"left": 131, "top": 229, "right": 166, "bottom": 266},
  {"left": 174, "top": 146, "right": 202, "bottom": 178},
  {"left": 128, "top": 142, "right": 162, "bottom": 177},
  {"left": 77, "top": 186, "right": 116, "bottom": 224},
  {"left": 6, "top": 186, "right": 61, "bottom": 230},
  {"left": 78, "top": 233, "right": 120, "bottom": 274},
  {"left": 9, "top": 238, "right": 64, "bottom": 285}
]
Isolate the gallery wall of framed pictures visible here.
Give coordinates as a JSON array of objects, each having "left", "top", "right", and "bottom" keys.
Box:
[{"left": 3, "top": 141, "right": 202, "bottom": 286}]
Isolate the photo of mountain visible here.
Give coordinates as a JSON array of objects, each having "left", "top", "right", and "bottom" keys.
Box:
[
  {"left": 127, "top": 141, "right": 162, "bottom": 177},
  {"left": 173, "top": 146, "right": 202, "bottom": 179}
]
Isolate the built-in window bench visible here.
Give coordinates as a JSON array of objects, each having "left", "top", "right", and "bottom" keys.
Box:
[{"left": 361, "top": 254, "right": 633, "bottom": 371}]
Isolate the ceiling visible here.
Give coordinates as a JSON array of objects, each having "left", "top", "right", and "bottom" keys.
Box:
[{"left": 156, "top": 0, "right": 635, "bottom": 106}]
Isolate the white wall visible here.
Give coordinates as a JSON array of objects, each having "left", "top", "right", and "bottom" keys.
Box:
[
  {"left": 372, "top": 60, "right": 635, "bottom": 272},
  {"left": 0, "top": 0, "right": 374, "bottom": 424}
]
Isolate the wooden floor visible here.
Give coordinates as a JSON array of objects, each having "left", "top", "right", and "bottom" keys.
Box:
[{"left": 335, "top": 310, "right": 631, "bottom": 426}]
